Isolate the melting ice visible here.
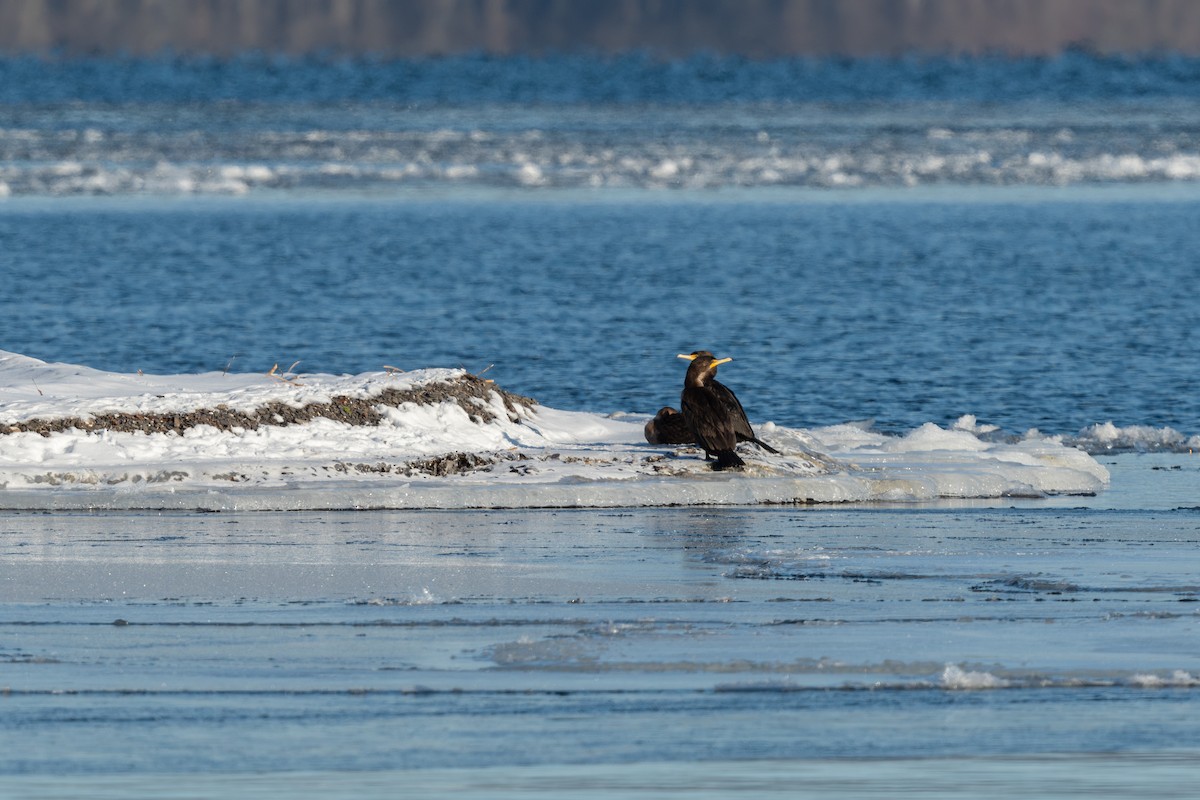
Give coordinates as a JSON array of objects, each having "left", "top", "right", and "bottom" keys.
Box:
[{"left": 0, "top": 350, "right": 1110, "bottom": 510}]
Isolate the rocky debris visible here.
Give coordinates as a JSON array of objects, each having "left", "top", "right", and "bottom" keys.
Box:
[
  {"left": 2, "top": 373, "right": 537, "bottom": 438},
  {"left": 321, "top": 451, "right": 679, "bottom": 480},
  {"left": 331, "top": 451, "right": 508, "bottom": 478},
  {"left": 404, "top": 451, "right": 504, "bottom": 476}
]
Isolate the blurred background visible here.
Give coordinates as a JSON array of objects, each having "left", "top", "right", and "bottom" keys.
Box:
[{"left": 3, "top": 0, "right": 1200, "bottom": 57}]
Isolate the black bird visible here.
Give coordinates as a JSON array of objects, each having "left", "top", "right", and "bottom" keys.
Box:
[
  {"left": 644, "top": 406, "right": 696, "bottom": 445},
  {"left": 678, "top": 351, "right": 779, "bottom": 470}
]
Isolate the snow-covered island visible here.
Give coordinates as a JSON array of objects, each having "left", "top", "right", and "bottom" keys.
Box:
[{"left": 0, "top": 350, "right": 1109, "bottom": 511}]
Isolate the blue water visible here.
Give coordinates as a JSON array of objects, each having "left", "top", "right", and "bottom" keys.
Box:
[
  {"left": 6, "top": 51, "right": 1200, "bottom": 104},
  {"left": 3, "top": 55, "right": 1200, "bottom": 797},
  {"left": 3, "top": 193, "right": 1199, "bottom": 437}
]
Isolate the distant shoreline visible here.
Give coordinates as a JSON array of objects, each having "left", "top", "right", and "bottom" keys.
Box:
[{"left": 4, "top": 0, "right": 1200, "bottom": 58}]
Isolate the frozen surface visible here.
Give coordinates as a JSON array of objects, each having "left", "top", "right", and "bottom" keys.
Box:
[
  {"left": 0, "top": 351, "right": 1109, "bottom": 509},
  {"left": 2, "top": 462, "right": 1199, "bottom": 790},
  {"left": 4, "top": 756, "right": 1200, "bottom": 800}
]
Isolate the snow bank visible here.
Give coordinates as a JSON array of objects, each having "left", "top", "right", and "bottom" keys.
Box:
[
  {"left": 1069, "top": 421, "right": 1200, "bottom": 454},
  {"left": 0, "top": 351, "right": 1109, "bottom": 511}
]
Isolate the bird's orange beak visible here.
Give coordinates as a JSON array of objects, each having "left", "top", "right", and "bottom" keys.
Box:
[
  {"left": 711, "top": 357, "right": 733, "bottom": 366},
  {"left": 677, "top": 353, "right": 698, "bottom": 361}
]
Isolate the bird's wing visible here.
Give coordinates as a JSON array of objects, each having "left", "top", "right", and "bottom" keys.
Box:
[
  {"left": 711, "top": 380, "right": 756, "bottom": 440},
  {"left": 682, "top": 387, "right": 738, "bottom": 451}
]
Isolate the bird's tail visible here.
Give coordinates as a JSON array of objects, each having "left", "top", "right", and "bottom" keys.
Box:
[
  {"left": 750, "top": 437, "right": 780, "bottom": 455},
  {"left": 713, "top": 450, "right": 746, "bottom": 470}
]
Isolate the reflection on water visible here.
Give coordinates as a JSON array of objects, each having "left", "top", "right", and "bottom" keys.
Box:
[
  {"left": 5, "top": 755, "right": 1200, "bottom": 800},
  {"left": 2, "top": 457, "right": 1198, "bottom": 788}
]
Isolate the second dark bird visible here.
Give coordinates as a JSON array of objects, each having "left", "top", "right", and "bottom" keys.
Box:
[
  {"left": 644, "top": 406, "right": 696, "bottom": 445},
  {"left": 678, "top": 351, "right": 779, "bottom": 470}
]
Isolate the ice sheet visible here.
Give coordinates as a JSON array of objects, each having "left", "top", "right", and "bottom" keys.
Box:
[{"left": 0, "top": 350, "right": 1109, "bottom": 510}]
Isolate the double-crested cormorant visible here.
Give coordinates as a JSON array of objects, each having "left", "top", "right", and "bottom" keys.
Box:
[
  {"left": 644, "top": 406, "right": 696, "bottom": 445},
  {"left": 678, "top": 351, "right": 779, "bottom": 470}
]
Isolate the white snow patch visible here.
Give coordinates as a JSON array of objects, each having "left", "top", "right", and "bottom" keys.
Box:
[
  {"left": 941, "top": 664, "right": 1011, "bottom": 690},
  {"left": 0, "top": 350, "right": 1110, "bottom": 511},
  {"left": 1071, "top": 421, "right": 1200, "bottom": 454},
  {"left": 952, "top": 414, "right": 1000, "bottom": 435},
  {"left": 1129, "top": 670, "right": 1200, "bottom": 688}
]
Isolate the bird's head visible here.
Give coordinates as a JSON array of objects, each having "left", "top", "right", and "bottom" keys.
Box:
[{"left": 678, "top": 351, "right": 732, "bottom": 385}]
